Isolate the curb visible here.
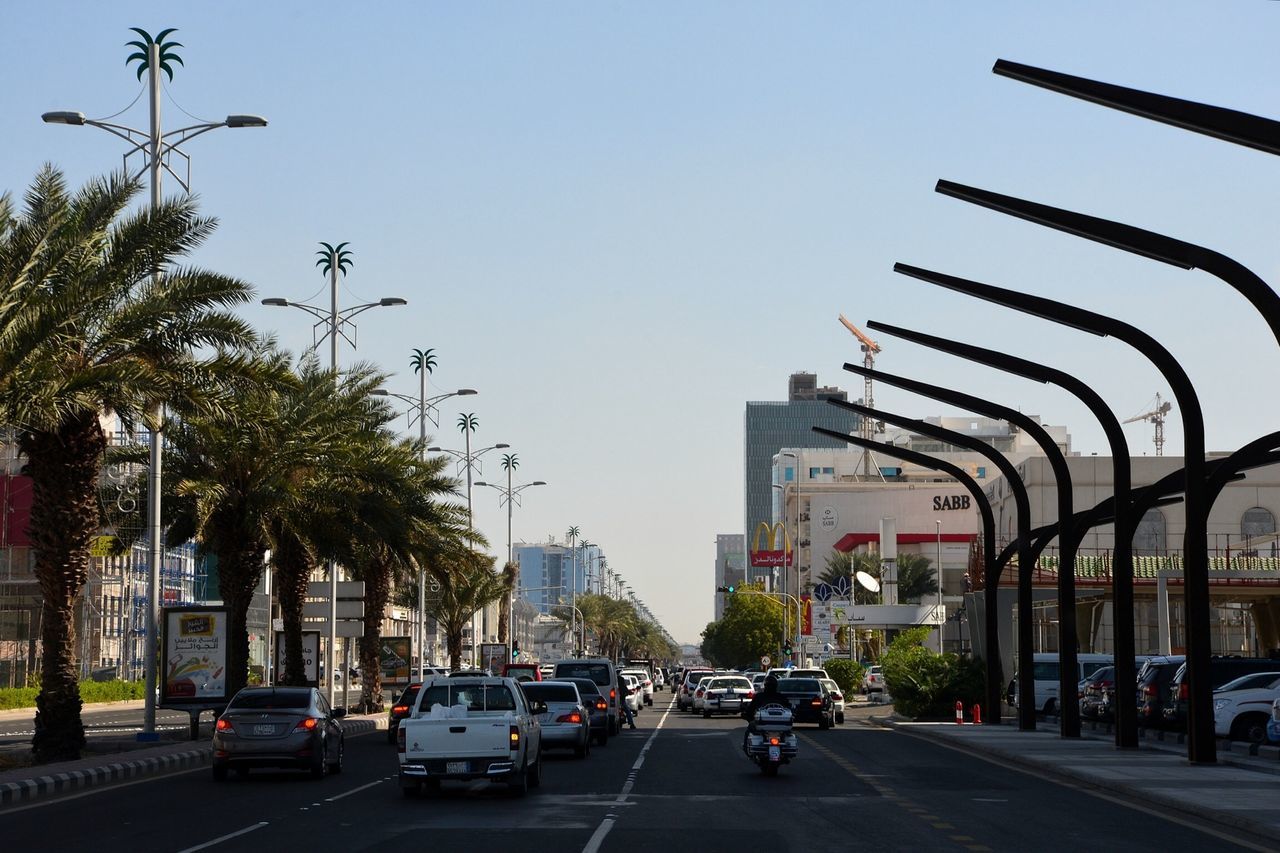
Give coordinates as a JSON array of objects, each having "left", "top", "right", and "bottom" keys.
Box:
[
  {"left": 869, "top": 715, "right": 1280, "bottom": 845},
  {"left": 0, "top": 716, "right": 383, "bottom": 807},
  {"left": 0, "top": 746, "right": 211, "bottom": 806}
]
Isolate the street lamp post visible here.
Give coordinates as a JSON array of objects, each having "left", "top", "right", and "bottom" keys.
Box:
[
  {"left": 566, "top": 527, "right": 581, "bottom": 653},
  {"left": 476, "top": 460, "right": 546, "bottom": 659},
  {"left": 264, "top": 243, "right": 406, "bottom": 706},
  {"left": 44, "top": 27, "right": 267, "bottom": 739}
]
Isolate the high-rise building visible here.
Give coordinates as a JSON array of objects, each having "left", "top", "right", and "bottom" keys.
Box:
[
  {"left": 713, "top": 534, "right": 746, "bottom": 620},
  {"left": 744, "top": 373, "right": 860, "bottom": 542},
  {"left": 513, "top": 539, "right": 603, "bottom": 610}
]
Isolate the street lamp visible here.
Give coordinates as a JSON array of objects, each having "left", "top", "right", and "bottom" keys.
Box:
[
  {"left": 263, "top": 241, "right": 406, "bottom": 706},
  {"left": 44, "top": 27, "right": 266, "bottom": 740},
  {"left": 476, "top": 464, "right": 546, "bottom": 659},
  {"left": 371, "top": 388, "right": 477, "bottom": 446}
]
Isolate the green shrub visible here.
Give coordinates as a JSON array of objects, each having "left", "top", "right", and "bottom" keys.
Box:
[
  {"left": 0, "top": 681, "right": 146, "bottom": 711},
  {"left": 822, "top": 658, "right": 865, "bottom": 697},
  {"left": 880, "top": 626, "right": 984, "bottom": 719}
]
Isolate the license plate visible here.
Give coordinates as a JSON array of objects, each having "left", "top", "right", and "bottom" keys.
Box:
[
  {"left": 253, "top": 724, "right": 276, "bottom": 735},
  {"left": 446, "top": 761, "right": 469, "bottom": 774},
  {"left": 768, "top": 745, "right": 781, "bottom": 760}
]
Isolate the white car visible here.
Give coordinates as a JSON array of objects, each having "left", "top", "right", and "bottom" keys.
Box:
[
  {"left": 863, "top": 665, "right": 885, "bottom": 694},
  {"left": 701, "top": 676, "right": 754, "bottom": 717},
  {"left": 620, "top": 669, "right": 654, "bottom": 706},
  {"left": 1212, "top": 672, "right": 1280, "bottom": 743},
  {"left": 820, "top": 678, "right": 846, "bottom": 724},
  {"left": 622, "top": 674, "right": 643, "bottom": 713}
]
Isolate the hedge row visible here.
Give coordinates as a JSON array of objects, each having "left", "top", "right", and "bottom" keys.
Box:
[{"left": 0, "top": 681, "right": 146, "bottom": 711}]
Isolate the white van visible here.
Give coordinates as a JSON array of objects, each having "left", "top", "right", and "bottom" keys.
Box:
[{"left": 1010, "top": 653, "right": 1113, "bottom": 714}]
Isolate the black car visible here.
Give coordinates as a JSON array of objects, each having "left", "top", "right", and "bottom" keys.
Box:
[
  {"left": 1162, "top": 656, "right": 1280, "bottom": 730},
  {"left": 773, "top": 678, "right": 836, "bottom": 729},
  {"left": 387, "top": 682, "right": 422, "bottom": 744},
  {"left": 560, "top": 676, "right": 612, "bottom": 745},
  {"left": 1136, "top": 656, "right": 1184, "bottom": 729}
]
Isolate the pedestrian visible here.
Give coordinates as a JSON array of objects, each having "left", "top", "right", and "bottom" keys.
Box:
[
  {"left": 618, "top": 674, "right": 637, "bottom": 729},
  {"left": 962, "top": 572, "right": 972, "bottom": 593}
]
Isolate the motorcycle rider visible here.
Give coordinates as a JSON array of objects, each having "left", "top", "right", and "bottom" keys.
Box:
[{"left": 742, "top": 674, "right": 789, "bottom": 749}]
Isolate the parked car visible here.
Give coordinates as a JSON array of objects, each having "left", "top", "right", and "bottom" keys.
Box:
[
  {"left": 1213, "top": 672, "right": 1280, "bottom": 743},
  {"left": 677, "top": 668, "right": 713, "bottom": 711},
  {"left": 1008, "top": 653, "right": 1113, "bottom": 714},
  {"left": 1137, "top": 656, "right": 1185, "bottom": 728},
  {"left": 701, "top": 675, "right": 754, "bottom": 717},
  {"left": 212, "top": 686, "right": 345, "bottom": 780},
  {"left": 863, "top": 665, "right": 885, "bottom": 694},
  {"left": 397, "top": 676, "right": 543, "bottom": 796},
  {"left": 560, "top": 676, "right": 611, "bottom": 746},
  {"left": 1079, "top": 666, "right": 1116, "bottom": 721},
  {"left": 521, "top": 681, "right": 591, "bottom": 758},
  {"left": 1267, "top": 698, "right": 1280, "bottom": 745},
  {"left": 1163, "top": 657, "right": 1280, "bottom": 730},
  {"left": 387, "top": 682, "right": 423, "bottom": 744},
  {"left": 819, "top": 678, "right": 846, "bottom": 724},
  {"left": 554, "top": 659, "right": 622, "bottom": 734},
  {"left": 775, "top": 678, "right": 836, "bottom": 729}
]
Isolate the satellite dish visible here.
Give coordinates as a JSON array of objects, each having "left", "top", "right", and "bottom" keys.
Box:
[{"left": 855, "top": 570, "right": 880, "bottom": 593}]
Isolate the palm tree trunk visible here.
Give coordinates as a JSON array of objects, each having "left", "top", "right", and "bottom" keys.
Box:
[
  {"left": 23, "top": 413, "right": 106, "bottom": 763},
  {"left": 274, "top": 537, "right": 313, "bottom": 686},
  {"left": 446, "top": 621, "right": 462, "bottom": 672},
  {"left": 214, "top": 544, "right": 267, "bottom": 698},
  {"left": 358, "top": 560, "right": 391, "bottom": 712}
]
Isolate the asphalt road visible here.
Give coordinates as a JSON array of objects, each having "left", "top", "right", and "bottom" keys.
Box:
[
  {"left": 0, "top": 704, "right": 203, "bottom": 744},
  {"left": 0, "top": 693, "right": 1268, "bottom": 852}
]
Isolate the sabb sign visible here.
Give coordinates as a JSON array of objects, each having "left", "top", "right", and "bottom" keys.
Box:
[{"left": 933, "top": 495, "right": 972, "bottom": 511}]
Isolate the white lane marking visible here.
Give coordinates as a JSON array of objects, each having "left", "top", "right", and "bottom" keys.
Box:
[
  {"left": 582, "top": 817, "right": 615, "bottom": 853},
  {"left": 324, "top": 779, "right": 383, "bottom": 802},
  {"left": 175, "top": 821, "right": 268, "bottom": 853}
]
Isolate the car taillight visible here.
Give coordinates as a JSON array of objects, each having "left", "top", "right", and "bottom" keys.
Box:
[
  {"left": 1143, "top": 685, "right": 1157, "bottom": 697},
  {"left": 811, "top": 699, "right": 822, "bottom": 706},
  {"left": 596, "top": 699, "right": 608, "bottom": 710},
  {"left": 746, "top": 691, "right": 754, "bottom": 699},
  {"left": 397, "top": 726, "right": 406, "bottom": 753},
  {"left": 215, "top": 718, "right": 234, "bottom": 732},
  {"left": 293, "top": 717, "right": 320, "bottom": 733},
  {"left": 1178, "top": 683, "right": 1189, "bottom": 700},
  {"left": 610, "top": 688, "right": 617, "bottom": 700},
  {"left": 557, "top": 712, "right": 583, "bottom": 724},
  {"left": 392, "top": 705, "right": 409, "bottom": 715},
  {"left": 833, "top": 693, "right": 842, "bottom": 701},
  {"left": 509, "top": 725, "right": 521, "bottom": 750},
  {"left": 769, "top": 736, "right": 780, "bottom": 746}
]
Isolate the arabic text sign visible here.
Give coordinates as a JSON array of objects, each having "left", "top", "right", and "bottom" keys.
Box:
[{"left": 161, "top": 606, "right": 228, "bottom": 704}]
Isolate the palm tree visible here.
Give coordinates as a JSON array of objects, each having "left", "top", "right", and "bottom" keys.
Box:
[
  {"left": 896, "top": 553, "right": 940, "bottom": 603},
  {"left": 0, "top": 167, "right": 255, "bottom": 762},
  {"left": 426, "top": 551, "right": 509, "bottom": 671}
]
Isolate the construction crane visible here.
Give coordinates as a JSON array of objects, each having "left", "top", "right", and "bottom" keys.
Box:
[
  {"left": 839, "top": 314, "right": 886, "bottom": 481},
  {"left": 1123, "top": 393, "right": 1173, "bottom": 456}
]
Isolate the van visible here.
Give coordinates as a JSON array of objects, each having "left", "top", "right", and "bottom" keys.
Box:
[
  {"left": 1011, "top": 653, "right": 1114, "bottom": 714},
  {"left": 553, "top": 659, "right": 621, "bottom": 734}
]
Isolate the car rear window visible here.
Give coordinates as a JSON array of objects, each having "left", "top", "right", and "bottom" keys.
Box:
[
  {"left": 564, "top": 678, "right": 602, "bottom": 697},
  {"left": 523, "top": 683, "right": 579, "bottom": 703},
  {"left": 777, "top": 679, "right": 821, "bottom": 694},
  {"left": 708, "top": 678, "right": 752, "bottom": 690},
  {"left": 229, "top": 689, "right": 312, "bottom": 710},
  {"left": 685, "top": 670, "right": 713, "bottom": 685},
  {"left": 420, "top": 683, "right": 517, "bottom": 711},
  {"left": 395, "top": 685, "right": 421, "bottom": 706},
  {"left": 790, "top": 670, "right": 827, "bottom": 680},
  {"left": 555, "top": 663, "right": 611, "bottom": 687}
]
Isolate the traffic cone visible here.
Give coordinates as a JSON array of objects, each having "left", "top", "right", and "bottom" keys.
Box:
[
  {"left": 972, "top": 703, "right": 982, "bottom": 725},
  {"left": 955, "top": 699, "right": 964, "bottom": 725}
]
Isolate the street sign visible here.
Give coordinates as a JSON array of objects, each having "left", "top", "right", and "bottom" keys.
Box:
[
  {"left": 306, "top": 580, "right": 366, "bottom": 598},
  {"left": 302, "top": 600, "right": 364, "bottom": 619},
  {"left": 813, "top": 583, "right": 833, "bottom": 602},
  {"left": 761, "top": 655, "right": 771, "bottom": 667},
  {"left": 832, "top": 576, "right": 851, "bottom": 597},
  {"left": 303, "top": 619, "right": 364, "bottom": 638},
  {"left": 275, "top": 630, "right": 320, "bottom": 686}
]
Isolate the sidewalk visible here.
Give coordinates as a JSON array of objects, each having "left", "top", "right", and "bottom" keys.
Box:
[
  {"left": 871, "top": 713, "right": 1280, "bottom": 843},
  {"left": 0, "top": 712, "right": 386, "bottom": 807}
]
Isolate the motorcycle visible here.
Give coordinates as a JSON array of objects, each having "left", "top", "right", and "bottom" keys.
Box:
[{"left": 743, "top": 703, "right": 798, "bottom": 776}]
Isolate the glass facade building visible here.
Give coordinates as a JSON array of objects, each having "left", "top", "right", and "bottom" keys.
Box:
[{"left": 513, "top": 541, "right": 602, "bottom": 610}]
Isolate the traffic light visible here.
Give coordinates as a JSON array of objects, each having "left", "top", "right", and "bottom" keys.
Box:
[
  {"left": 511, "top": 641, "right": 520, "bottom": 662},
  {"left": 716, "top": 585, "right": 736, "bottom": 594},
  {"left": 782, "top": 641, "right": 793, "bottom": 657}
]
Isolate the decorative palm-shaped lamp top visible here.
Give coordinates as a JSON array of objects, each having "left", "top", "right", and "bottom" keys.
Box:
[
  {"left": 316, "top": 241, "right": 353, "bottom": 277},
  {"left": 566, "top": 526, "right": 580, "bottom": 541},
  {"left": 458, "top": 413, "right": 478, "bottom": 434},
  {"left": 411, "top": 348, "right": 437, "bottom": 375},
  {"left": 126, "top": 27, "right": 183, "bottom": 81},
  {"left": 502, "top": 453, "right": 519, "bottom": 472}
]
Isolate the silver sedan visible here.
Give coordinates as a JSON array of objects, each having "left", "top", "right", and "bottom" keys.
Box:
[{"left": 212, "top": 686, "right": 345, "bottom": 780}]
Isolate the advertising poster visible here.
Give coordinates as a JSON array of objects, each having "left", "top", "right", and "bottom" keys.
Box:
[
  {"left": 160, "top": 606, "right": 228, "bottom": 705},
  {"left": 275, "top": 630, "right": 320, "bottom": 687},
  {"left": 480, "top": 643, "right": 508, "bottom": 675},
  {"left": 380, "top": 636, "right": 412, "bottom": 685}
]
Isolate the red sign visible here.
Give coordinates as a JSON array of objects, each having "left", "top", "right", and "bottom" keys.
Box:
[
  {"left": 749, "top": 522, "right": 793, "bottom": 568},
  {"left": 802, "top": 595, "right": 812, "bottom": 635}
]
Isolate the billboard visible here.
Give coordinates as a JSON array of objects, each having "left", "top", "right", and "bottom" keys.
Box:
[
  {"left": 749, "top": 521, "right": 793, "bottom": 568},
  {"left": 380, "top": 636, "right": 412, "bottom": 685},
  {"left": 275, "top": 630, "right": 320, "bottom": 687},
  {"left": 480, "top": 643, "right": 508, "bottom": 675},
  {"left": 160, "top": 606, "right": 228, "bottom": 705}
]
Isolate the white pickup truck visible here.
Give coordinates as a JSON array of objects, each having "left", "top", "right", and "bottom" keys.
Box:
[{"left": 396, "top": 676, "right": 544, "bottom": 796}]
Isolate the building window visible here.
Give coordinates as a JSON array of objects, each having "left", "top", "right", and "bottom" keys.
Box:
[
  {"left": 1133, "top": 508, "right": 1166, "bottom": 556},
  {"left": 976, "top": 467, "right": 986, "bottom": 478},
  {"left": 785, "top": 467, "right": 794, "bottom": 482},
  {"left": 822, "top": 467, "right": 834, "bottom": 475},
  {"left": 1241, "top": 507, "right": 1277, "bottom": 549},
  {"left": 809, "top": 467, "right": 821, "bottom": 478}
]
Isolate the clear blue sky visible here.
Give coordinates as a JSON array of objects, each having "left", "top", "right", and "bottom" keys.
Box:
[{"left": 4, "top": 2, "right": 1280, "bottom": 643}]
